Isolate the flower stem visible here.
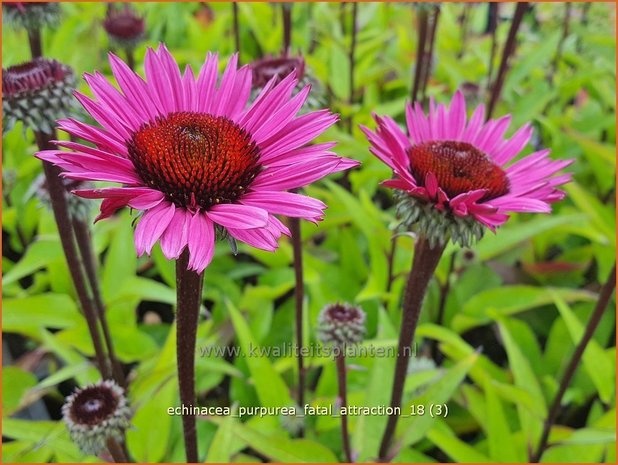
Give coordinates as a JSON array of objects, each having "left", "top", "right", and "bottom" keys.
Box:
[
  {"left": 487, "top": 2, "right": 528, "bottom": 119},
  {"left": 290, "top": 216, "right": 305, "bottom": 436},
  {"left": 547, "top": 2, "right": 572, "bottom": 84},
  {"left": 531, "top": 264, "right": 616, "bottom": 463},
  {"left": 411, "top": 8, "right": 429, "bottom": 103},
  {"left": 125, "top": 47, "right": 135, "bottom": 71},
  {"left": 347, "top": 1, "right": 358, "bottom": 133},
  {"left": 420, "top": 6, "right": 440, "bottom": 106},
  {"left": 335, "top": 351, "right": 353, "bottom": 463},
  {"left": 458, "top": 3, "right": 471, "bottom": 58},
  {"left": 175, "top": 249, "right": 204, "bottom": 463},
  {"left": 72, "top": 217, "right": 126, "bottom": 388},
  {"left": 485, "top": 3, "right": 500, "bottom": 91},
  {"left": 36, "top": 131, "right": 111, "bottom": 380},
  {"left": 282, "top": 2, "right": 292, "bottom": 54},
  {"left": 106, "top": 437, "right": 129, "bottom": 463},
  {"left": 378, "top": 236, "right": 446, "bottom": 462},
  {"left": 27, "top": 28, "right": 43, "bottom": 59},
  {"left": 232, "top": 2, "right": 241, "bottom": 57}
]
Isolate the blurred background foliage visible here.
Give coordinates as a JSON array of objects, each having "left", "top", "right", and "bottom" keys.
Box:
[{"left": 2, "top": 2, "right": 616, "bottom": 463}]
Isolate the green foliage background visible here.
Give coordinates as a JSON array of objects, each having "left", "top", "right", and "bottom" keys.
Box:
[{"left": 2, "top": 2, "right": 616, "bottom": 463}]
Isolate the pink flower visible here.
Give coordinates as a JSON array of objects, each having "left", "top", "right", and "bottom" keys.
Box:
[
  {"left": 361, "top": 91, "right": 572, "bottom": 233},
  {"left": 37, "top": 45, "right": 358, "bottom": 272}
]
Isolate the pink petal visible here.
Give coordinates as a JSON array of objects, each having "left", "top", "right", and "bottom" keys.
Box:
[
  {"left": 206, "top": 203, "right": 269, "bottom": 229},
  {"left": 134, "top": 202, "right": 176, "bottom": 256},
  {"left": 187, "top": 212, "right": 215, "bottom": 272},
  {"left": 160, "top": 208, "right": 190, "bottom": 260}
]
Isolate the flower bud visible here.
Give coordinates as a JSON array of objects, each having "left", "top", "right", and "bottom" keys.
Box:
[
  {"left": 317, "top": 302, "right": 366, "bottom": 347},
  {"left": 103, "top": 3, "right": 145, "bottom": 51}
]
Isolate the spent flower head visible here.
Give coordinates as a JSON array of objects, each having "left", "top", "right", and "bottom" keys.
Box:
[
  {"left": 2, "top": 57, "right": 76, "bottom": 134},
  {"left": 62, "top": 380, "right": 131, "bottom": 455}
]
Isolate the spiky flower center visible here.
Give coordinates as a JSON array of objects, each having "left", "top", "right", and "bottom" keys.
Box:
[
  {"left": 128, "top": 112, "right": 262, "bottom": 210},
  {"left": 2, "top": 58, "right": 72, "bottom": 96},
  {"left": 408, "top": 141, "right": 510, "bottom": 201},
  {"left": 68, "top": 385, "right": 119, "bottom": 426}
]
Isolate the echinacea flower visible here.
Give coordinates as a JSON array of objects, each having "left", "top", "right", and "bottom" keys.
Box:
[
  {"left": 2, "top": 57, "right": 75, "bottom": 134},
  {"left": 37, "top": 45, "right": 358, "bottom": 272},
  {"left": 62, "top": 380, "right": 131, "bottom": 455},
  {"left": 361, "top": 91, "right": 572, "bottom": 246}
]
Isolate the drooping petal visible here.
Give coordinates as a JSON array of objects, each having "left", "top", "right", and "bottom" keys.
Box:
[{"left": 134, "top": 202, "right": 176, "bottom": 256}]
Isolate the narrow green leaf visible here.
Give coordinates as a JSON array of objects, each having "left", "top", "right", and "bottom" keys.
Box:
[{"left": 226, "top": 300, "right": 293, "bottom": 408}]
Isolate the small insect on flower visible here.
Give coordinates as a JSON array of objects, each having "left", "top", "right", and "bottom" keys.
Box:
[
  {"left": 62, "top": 380, "right": 131, "bottom": 455},
  {"left": 2, "top": 58, "right": 75, "bottom": 134},
  {"left": 36, "top": 45, "right": 359, "bottom": 272},
  {"left": 361, "top": 91, "right": 573, "bottom": 247},
  {"left": 317, "top": 302, "right": 366, "bottom": 348}
]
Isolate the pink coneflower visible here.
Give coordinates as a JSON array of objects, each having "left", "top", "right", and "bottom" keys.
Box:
[
  {"left": 250, "top": 54, "right": 305, "bottom": 89},
  {"left": 361, "top": 90, "right": 572, "bottom": 246},
  {"left": 37, "top": 45, "right": 357, "bottom": 272}
]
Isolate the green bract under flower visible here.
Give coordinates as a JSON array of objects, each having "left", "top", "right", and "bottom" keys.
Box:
[{"left": 395, "top": 190, "right": 484, "bottom": 248}]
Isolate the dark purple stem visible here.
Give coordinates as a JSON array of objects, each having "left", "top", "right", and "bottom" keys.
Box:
[
  {"left": 176, "top": 249, "right": 204, "bottom": 463},
  {"left": 531, "top": 264, "right": 616, "bottom": 462},
  {"left": 336, "top": 352, "right": 353, "bottom": 463},
  {"left": 36, "top": 132, "right": 111, "bottom": 380},
  {"left": 232, "top": 2, "right": 241, "bottom": 57},
  {"left": 458, "top": 3, "right": 471, "bottom": 58},
  {"left": 420, "top": 6, "right": 440, "bottom": 105},
  {"left": 411, "top": 8, "right": 428, "bottom": 103},
  {"left": 487, "top": 2, "right": 528, "bottom": 120},
  {"left": 378, "top": 236, "right": 446, "bottom": 461},
  {"left": 28, "top": 28, "right": 43, "bottom": 58},
  {"left": 290, "top": 216, "right": 305, "bottom": 436},
  {"left": 125, "top": 47, "right": 135, "bottom": 71},
  {"left": 282, "top": 3, "right": 292, "bottom": 54},
  {"left": 486, "top": 3, "right": 500, "bottom": 91},
  {"left": 548, "top": 2, "right": 572, "bottom": 83},
  {"left": 106, "top": 437, "right": 129, "bottom": 463},
  {"left": 72, "top": 217, "right": 126, "bottom": 388}
]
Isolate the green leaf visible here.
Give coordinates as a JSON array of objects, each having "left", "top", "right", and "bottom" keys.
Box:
[
  {"left": 497, "top": 320, "right": 546, "bottom": 446},
  {"left": 3, "top": 294, "right": 82, "bottom": 335},
  {"left": 2, "top": 367, "right": 38, "bottom": 416},
  {"left": 226, "top": 300, "right": 293, "bottom": 409},
  {"left": 2, "top": 239, "right": 63, "bottom": 286},
  {"left": 102, "top": 218, "right": 137, "bottom": 300},
  {"left": 484, "top": 380, "right": 522, "bottom": 461},
  {"left": 206, "top": 409, "right": 236, "bottom": 462},
  {"left": 427, "top": 419, "right": 492, "bottom": 463},
  {"left": 473, "top": 214, "right": 587, "bottom": 261},
  {"left": 453, "top": 286, "right": 596, "bottom": 333},
  {"left": 126, "top": 378, "right": 176, "bottom": 463},
  {"left": 399, "top": 352, "right": 479, "bottom": 446},
  {"left": 229, "top": 419, "right": 338, "bottom": 462},
  {"left": 551, "top": 292, "right": 615, "bottom": 403}
]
